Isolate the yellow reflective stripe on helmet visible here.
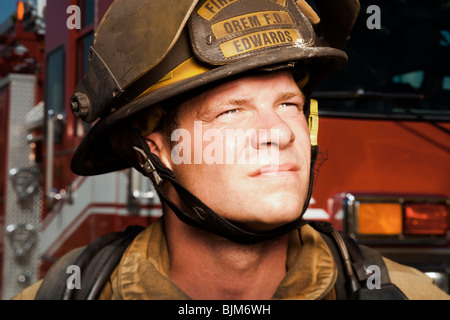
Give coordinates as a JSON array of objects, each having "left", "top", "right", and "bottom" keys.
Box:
[
  {"left": 139, "top": 57, "right": 211, "bottom": 97},
  {"left": 296, "top": 0, "right": 321, "bottom": 25},
  {"left": 309, "top": 99, "right": 319, "bottom": 146}
]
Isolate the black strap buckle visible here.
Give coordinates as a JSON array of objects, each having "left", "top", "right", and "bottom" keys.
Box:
[{"left": 133, "top": 146, "right": 164, "bottom": 186}]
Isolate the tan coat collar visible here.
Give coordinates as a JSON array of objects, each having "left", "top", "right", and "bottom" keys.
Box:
[{"left": 107, "top": 219, "right": 337, "bottom": 300}]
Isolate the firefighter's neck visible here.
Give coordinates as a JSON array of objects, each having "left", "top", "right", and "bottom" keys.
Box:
[{"left": 164, "top": 209, "right": 288, "bottom": 300}]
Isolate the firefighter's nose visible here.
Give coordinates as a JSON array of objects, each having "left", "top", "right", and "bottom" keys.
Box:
[{"left": 251, "top": 110, "right": 295, "bottom": 150}]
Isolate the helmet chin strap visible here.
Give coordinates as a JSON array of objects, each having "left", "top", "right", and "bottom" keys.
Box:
[{"left": 131, "top": 133, "right": 318, "bottom": 244}]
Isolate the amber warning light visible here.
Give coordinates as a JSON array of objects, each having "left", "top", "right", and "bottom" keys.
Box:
[
  {"left": 357, "top": 203, "right": 403, "bottom": 235},
  {"left": 17, "top": 1, "right": 25, "bottom": 21}
]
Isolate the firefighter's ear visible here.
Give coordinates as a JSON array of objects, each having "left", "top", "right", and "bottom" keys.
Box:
[{"left": 145, "top": 131, "right": 173, "bottom": 170}]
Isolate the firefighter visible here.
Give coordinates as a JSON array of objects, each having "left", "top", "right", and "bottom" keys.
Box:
[{"left": 15, "top": 0, "right": 449, "bottom": 300}]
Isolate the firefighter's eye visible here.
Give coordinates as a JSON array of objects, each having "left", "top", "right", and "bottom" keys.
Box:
[
  {"left": 279, "top": 103, "right": 303, "bottom": 111},
  {"left": 217, "top": 108, "right": 239, "bottom": 118}
]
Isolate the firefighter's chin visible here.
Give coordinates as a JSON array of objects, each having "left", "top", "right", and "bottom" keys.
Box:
[{"left": 229, "top": 210, "right": 303, "bottom": 233}]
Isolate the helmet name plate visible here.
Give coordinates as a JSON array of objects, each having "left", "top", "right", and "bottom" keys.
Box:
[{"left": 190, "top": 0, "right": 314, "bottom": 65}]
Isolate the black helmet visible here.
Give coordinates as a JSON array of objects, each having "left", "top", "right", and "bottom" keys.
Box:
[{"left": 70, "top": 0, "right": 360, "bottom": 244}]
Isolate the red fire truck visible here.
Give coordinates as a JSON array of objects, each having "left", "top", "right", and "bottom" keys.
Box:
[
  {"left": 0, "top": 0, "right": 448, "bottom": 299},
  {"left": 308, "top": 0, "right": 450, "bottom": 292}
]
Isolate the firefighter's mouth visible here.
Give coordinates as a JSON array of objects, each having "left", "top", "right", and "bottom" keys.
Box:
[{"left": 250, "top": 163, "right": 299, "bottom": 177}]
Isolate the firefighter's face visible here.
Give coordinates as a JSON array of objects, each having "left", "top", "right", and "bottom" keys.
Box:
[{"left": 150, "top": 70, "right": 311, "bottom": 231}]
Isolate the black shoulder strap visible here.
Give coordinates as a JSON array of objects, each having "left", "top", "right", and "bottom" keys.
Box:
[
  {"left": 35, "top": 225, "right": 144, "bottom": 300},
  {"left": 308, "top": 221, "right": 408, "bottom": 300},
  {"left": 35, "top": 246, "right": 86, "bottom": 300}
]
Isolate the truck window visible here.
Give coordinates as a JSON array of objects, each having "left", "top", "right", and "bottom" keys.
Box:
[{"left": 313, "top": 0, "right": 450, "bottom": 120}]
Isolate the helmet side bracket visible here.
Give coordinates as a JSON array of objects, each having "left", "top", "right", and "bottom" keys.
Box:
[{"left": 70, "top": 47, "right": 123, "bottom": 123}]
